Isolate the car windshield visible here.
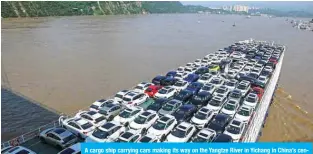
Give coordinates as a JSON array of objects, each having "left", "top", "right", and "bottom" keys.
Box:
[
  {"left": 95, "top": 116, "right": 106, "bottom": 123},
  {"left": 246, "top": 97, "right": 256, "bottom": 103},
  {"left": 115, "top": 94, "right": 123, "bottom": 99},
  {"left": 230, "top": 92, "right": 240, "bottom": 98},
  {"left": 171, "top": 128, "right": 186, "bottom": 138},
  {"left": 162, "top": 104, "right": 174, "bottom": 111},
  {"left": 202, "top": 86, "right": 212, "bottom": 91},
  {"left": 238, "top": 109, "right": 250, "bottom": 116},
  {"left": 195, "top": 112, "right": 207, "bottom": 120},
  {"left": 224, "top": 104, "right": 235, "bottom": 110},
  {"left": 81, "top": 122, "right": 93, "bottom": 130},
  {"left": 237, "top": 84, "right": 247, "bottom": 90},
  {"left": 90, "top": 104, "right": 98, "bottom": 109},
  {"left": 92, "top": 129, "right": 109, "bottom": 139},
  {"left": 174, "top": 82, "right": 185, "bottom": 87},
  {"left": 226, "top": 125, "right": 241, "bottom": 134},
  {"left": 211, "top": 71, "right": 218, "bottom": 75},
  {"left": 216, "top": 88, "right": 226, "bottom": 93},
  {"left": 134, "top": 116, "right": 147, "bottom": 124},
  {"left": 145, "top": 88, "right": 153, "bottom": 92},
  {"left": 119, "top": 110, "right": 132, "bottom": 118},
  {"left": 98, "top": 109, "right": 108, "bottom": 115},
  {"left": 135, "top": 86, "right": 143, "bottom": 90},
  {"left": 63, "top": 134, "right": 76, "bottom": 143},
  {"left": 211, "top": 79, "right": 220, "bottom": 84},
  {"left": 123, "top": 97, "right": 131, "bottom": 102},
  {"left": 158, "top": 89, "right": 168, "bottom": 94},
  {"left": 226, "top": 82, "right": 235, "bottom": 87},
  {"left": 209, "top": 100, "right": 221, "bottom": 106},
  {"left": 192, "top": 136, "right": 208, "bottom": 142},
  {"left": 152, "top": 121, "right": 167, "bottom": 130}
]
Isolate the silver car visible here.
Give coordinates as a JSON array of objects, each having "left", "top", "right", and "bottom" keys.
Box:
[
  {"left": 158, "top": 100, "right": 182, "bottom": 116},
  {"left": 98, "top": 103, "right": 123, "bottom": 120},
  {"left": 39, "top": 127, "right": 78, "bottom": 149}
]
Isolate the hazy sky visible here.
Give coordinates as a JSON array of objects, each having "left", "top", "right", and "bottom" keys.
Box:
[{"left": 181, "top": 1, "right": 313, "bottom": 12}]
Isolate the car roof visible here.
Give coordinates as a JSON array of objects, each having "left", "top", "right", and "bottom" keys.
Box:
[
  {"left": 159, "top": 115, "right": 174, "bottom": 123},
  {"left": 179, "top": 104, "right": 195, "bottom": 110},
  {"left": 100, "top": 122, "right": 117, "bottom": 131},
  {"left": 75, "top": 118, "right": 89, "bottom": 126},
  {"left": 59, "top": 143, "right": 81, "bottom": 154},
  {"left": 198, "top": 128, "right": 215, "bottom": 138},
  {"left": 177, "top": 122, "right": 192, "bottom": 130}
]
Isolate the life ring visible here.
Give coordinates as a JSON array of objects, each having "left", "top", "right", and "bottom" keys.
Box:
[{"left": 9, "top": 138, "right": 19, "bottom": 146}]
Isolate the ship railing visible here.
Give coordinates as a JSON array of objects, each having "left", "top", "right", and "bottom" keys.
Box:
[{"left": 241, "top": 48, "right": 285, "bottom": 142}]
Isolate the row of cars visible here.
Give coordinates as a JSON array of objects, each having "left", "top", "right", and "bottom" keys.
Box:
[{"left": 3, "top": 40, "right": 283, "bottom": 154}]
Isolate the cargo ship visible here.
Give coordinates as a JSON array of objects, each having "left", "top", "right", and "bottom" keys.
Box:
[{"left": 1, "top": 39, "right": 285, "bottom": 153}]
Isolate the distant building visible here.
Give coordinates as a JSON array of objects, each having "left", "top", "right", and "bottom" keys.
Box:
[{"left": 232, "top": 5, "right": 249, "bottom": 13}]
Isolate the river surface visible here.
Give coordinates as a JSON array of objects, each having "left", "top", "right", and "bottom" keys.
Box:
[{"left": 2, "top": 14, "right": 313, "bottom": 141}]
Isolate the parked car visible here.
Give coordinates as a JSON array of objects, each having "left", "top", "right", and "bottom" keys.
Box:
[
  {"left": 212, "top": 134, "right": 233, "bottom": 142},
  {"left": 154, "top": 86, "right": 176, "bottom": 99},
  {"left": 223, "top": 119, "right": 247, "bottom": 142},
  {"left": 207, "top": 114, "right": 232, "bottom": 134},
  {"left": 184, "top": 74, "right": 199, "bottom": 83},
  {"left": 206, "top": 95, "right": 227, "bottom": 114},
  {"left": 189, "top": 91, "right": 212, "bottom": 107},
  {"left": 115, "top": 130, "right": 142, "bottom": 143},
  {"left": 234, "top": 105, "right": 254, "bottom": 123},
  {"left": 235, "top": 80, "right": 251, "bottom": 96},
  {"left": 166, "top": 71, "right": 177, "bottom": 78},
  {"left": 113, "top": 106, "right": 144, "bottom": 127},
  {"left": 199, "top": 83, "right": 216, "bottom": 94},
  {"left": 144, "top": 85, "right": 162, "bottom": 97},
  {"left": 251, "top": 87, "right": 264, "bottom": 99},
  {"left": 89, "top": 99, "right": 119, "bottom": 112},
  {"left": 172, "top": 90, "right": 193, "bottom": 103},
  {"left": 220, "top": 99, "right": 240, "bottom": 117},
  {"left": 213, "top": 86, "right": 230, "bottom": 98},
  {"left": 152, "top": 75, "right": 167, "bottom": 85},
  {"left": 224, "top": 79, "right": 238, "bottom": 91},
  {"left": 3, "top": 146, "right": 37, "bottom": 154},
  {"left": 185, "top": 82, "right": 203, "bottom": 94},
  {"left": 166, "top": 122, "right": 196, "bottom": 142},
  {"left": 195, "top": 67, "right": 209, "bottom": 75},
  {"left": 158, "top": 100, "right": 182, "bottom": 116},
  {"left": 57, "top": 143, "right": 80, "bottom": 154},
  {"left": 172, "top": 80, "right": 189, "bottom": 92},
  {"left": 243, "top": 93, "right": 259, "bottom": 108},
  {"left": 98, "top": 103, "right": 123, "bottom": 120},
  {"left": 160, "top": 77, "right": 179, "bottom": 86},
  {"left": 191, "top": 128, "right": 217, "bottom": 143},
  {"left": 122, "top": 91, "right": 149, "bottom": 107},
  {"left": 59, "top": 116, "right": 96, "bottom": 139},
  {"left": 114, "top": 90, "right": 130, "bottom": 102},
  {"left": 138, "top": 134, "right": 160, "bottom": 143},
  {"left": 129, "top": 110, "right": 159, "bottom": 134},
  {"left": 133, "top": 82, "right": 153, "bottom": 93},
  {"left": 209, "top": 77, "right": 224, "bottom": 88},
  {"left": 190, "top": 107, "right": 214, "bottom": 129},
  {"left": 147, "top": 114, "right": 177, "bottom": 141},
  {"left": 85, "top": 121, "right": 126, "bottom": 142},
  {"left": 39, "top": 127, "right": 78, "bottom": 149},
  {"left": 172, "top": 104, "right": 197, "bottom": 123},
  {"left": 146, "top": 98, "right": 169, "bottom": 112},
  {"left": 197, "top": 73, "right": 213, "bottom": 84}
]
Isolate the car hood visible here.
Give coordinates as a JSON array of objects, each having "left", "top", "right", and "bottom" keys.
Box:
[
  {"left": 129, "top": 122, "right": 144, "bottom": 130},
  {"left": 221, "top": 108, "right": 236, "bottom": 115},
  {"left": 191, "top": 117, "right": 207, "bottom": 125},
  {"left": 147, "top": 127, "right": 165, "bottom": 136},
  {"left": 166, "top": 134, "right": 185, "bottom": 142},
  {"left": 223, "top": 131, "right": 240, "bottom": 141},
  {"left": 85, "top": 136, "right": 107, "bottom": 143},
  {"left": 234, "top": 114, "right": 249, "bottom": 122},
  {"left": 113, "top": 116, "right": 130, "bottom": 124},
  {"left": 158, "top": 109, "right": 173, "bottom": 116}
]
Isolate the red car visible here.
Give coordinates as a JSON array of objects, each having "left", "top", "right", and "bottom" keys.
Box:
[
  {"left": 251, "top": 87, "right": 264, "bottom": 99},
  {"left": 269, "top": 57, "right": 278, "bottom": 65},
  {"left": 144, "top": 85, "right": 162, "bottom": 97}
]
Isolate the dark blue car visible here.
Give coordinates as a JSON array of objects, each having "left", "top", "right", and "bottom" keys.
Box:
[
  {"left": 160, "top": 77, "right": 178, "bottom": 86},
  {"left": 185, "top": 82, "right": 203, "bottom": 94},
  {"left": 152, "top": 75, "right": 167, "bottom": 85},
  {"left": 184, "top": 74, "right": 199, "bottom": 83},
  {"left": 166, "top": 71, "right": 177, "bottom": 78},
  {"left": 172, "top": 104, "right": 197, "bottom": 122},
  {"left": 173, "top": 90, "right": 194, "bottom": 103}
]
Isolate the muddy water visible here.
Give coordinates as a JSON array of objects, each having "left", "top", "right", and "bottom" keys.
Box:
[{"left": 2, "top": 14, "right": 313, "bottom": 141}]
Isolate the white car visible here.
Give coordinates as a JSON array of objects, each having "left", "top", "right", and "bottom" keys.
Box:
[
  {"left": 113, "top": 106, "right": 144, "bottom": 127},
  {"left": 258, "top": 76, "right": 269, "bottom": 86},
  {"left": 230, "top": 52, "right": 245, "bottom": 60},
  {"left": 2, "top": 146, "right": 37, "bottom": 154},
  {"left": 58, "top": 143, "right": 80, "bottom": 154},
  {"left": 122, "top": 91, "right": 149, "bottom": 107},
  {"left": 59, "top": 116, "right": 96, "bottom": 139},
  {"left": 115, "top": 130, "right": 142, "bottom": 143},
  {"left": 223, "top": 119, "right": 247, "bottom": 142},
  {"left": 190, "top": 107, "right": 214, "bottom": 129},
  {"left": 213, "top": 86, "right": 230, "bottom": 97},
  {"left": 147, "top": 115, "right": 177, "bottom": 141},
  {"left": 89, "top": 99, "right": 119, "bottom": 112},
  {"left": 166, "top": 122, "right": 196, "bottom": 142},
  {"left": 209, "top": 77, "right": 224, "bottom": 88},
  {"left": 243, "top": 93, "right": 259, "bottom": 108},
  {"left": 235, "top": 80, "right": 251, "bottom": 96},
  {"left": 206, "top": 95, "right": 227, "bottom": 114},
  {"left": 199, "top": 83, "right": 216, "bottom": 94},
  {"left": 138, "top": 134, "right": 160, "bottom": 143},
  {"left": 85, "top": 121, "right": 126, "bottom": 142},
  {"left": 172, "top": 80, "right": 189, "bottom": 92},
  {"left": 177, "top": 66, "right": 185, "bottom": 73},
  {"left": 197, "top": 73, "right": 213, "bottom": 84},
  {"left": 129, "top": 110, "right": 159, "bottom": 134},
  {"left": 210, "top": 70, "right": 220, "bottom": 77},
  {"left": 226, "top": 70, "right": 237, "bottom": 79},
  {"left": 194, "top": 59, "right": 202, "bottom": 65},
  {"left": 174, "top": 72, "right": 188, "bottom": 80},
  {"left": 114, "top": 90, "right": 130, "bottom": 102},
  {"left": 191, "top": 128, "right": 217, "bottom": 142},
  {"left": 184, "top": 67, "right": 197, "bottom": 74},
  {"left": 234, "top": 105, "right": 254, "bottom": 123},
  {"left": 220, "top": 99, "right": 240, "bottom": 117},
  {"left": 154, "top": 86, "right": 176, "bottom": 99},
  {"left": 185, "top": 62, "right": 195, "bottom": 68},
  {"left": 75, "top": 110, "right": 107, "bottom": 127},
  {"left": 224, "top": 79, "right": 238, "bottom": 91},
  {"left": 133, "top": 82, "right": 153, "bottom": 93}
]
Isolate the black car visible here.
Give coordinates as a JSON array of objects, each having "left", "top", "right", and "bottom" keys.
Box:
[
  {"left": 173, "top": 90, "right": 193, "bottom": 103},
  {"left": 189, "top": 91, "right": 212, "bottom": 107},
  {"left": 212, "top": 134, "right": 233, "bottom": 142},
  {"left": 152, "top": 75, "right": 167, "bottom": 85},
  {"left": 172, "top": 104, "right": 197, "bottom": 123},
  {"left": 146, "top": 98, "right": 169, "bottom": 112},
  {"left": 207, "top": 114, "right": 232, "bottom": 134},
  {"left": 160, "top": 77, "right": 178, "bottom": 86},
  {"left": 195, "top": 67, "right": 209, "bottom": 75}
]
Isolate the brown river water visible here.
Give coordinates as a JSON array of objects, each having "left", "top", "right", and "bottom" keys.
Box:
[{"left": 1, "top": 14, "right": 313, "bottom": 141}]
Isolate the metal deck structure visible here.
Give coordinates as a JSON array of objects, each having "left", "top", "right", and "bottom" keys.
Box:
[{"left": 2, "top": 40, "right": 285, "bottom": 153}]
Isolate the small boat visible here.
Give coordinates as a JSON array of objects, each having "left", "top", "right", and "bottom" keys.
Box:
[{"left": 233, "top": 23, "right": 236, "bottom": 27}]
